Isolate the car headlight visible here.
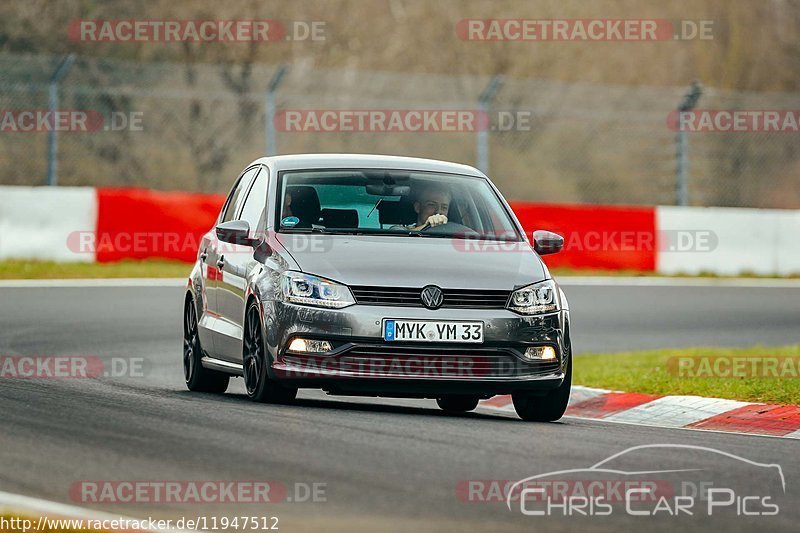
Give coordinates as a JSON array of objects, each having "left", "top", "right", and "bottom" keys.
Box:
[
  {"left": 507, "top": 279, "right": 559, "bottom": 315},
  {"left": 281, "top": 272, "right": 355, "bottom": 309}
]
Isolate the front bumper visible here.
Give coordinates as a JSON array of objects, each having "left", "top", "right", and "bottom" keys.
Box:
[{"left": 263, "top": 300, "right": 569, "bottom": 397}]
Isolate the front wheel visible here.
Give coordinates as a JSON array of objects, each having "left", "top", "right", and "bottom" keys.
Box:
[
  {"left": 512, "top": 348, "right": 572, "bottom": 422},
  {"left": 183, "top": 295, "right": 230, "bottom": 393},
  {"left": 243, "top": 301, "right": 297, "bottom": 404}
]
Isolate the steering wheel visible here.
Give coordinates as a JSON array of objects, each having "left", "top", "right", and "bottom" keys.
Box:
[{"left": 421, "top": 221, "right": 479, "bottom": 237}]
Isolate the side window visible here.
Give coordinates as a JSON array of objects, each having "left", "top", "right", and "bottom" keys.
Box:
[
  {"left": 239, "top": 166, "right": 268, "bottom": 231},
  {"left": 221, "top": 167, "right": 259, "bottom": 223}
]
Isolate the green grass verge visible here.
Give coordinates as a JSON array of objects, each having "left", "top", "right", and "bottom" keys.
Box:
[
  {"left": 574, "top": 345, "right": 800, "bottom": 405},
  {"left": 0, "top": 260, "right": 797, "bottom": 280},
  {"left": 0, "top": 260, "right": 191, "bottom": 279}
]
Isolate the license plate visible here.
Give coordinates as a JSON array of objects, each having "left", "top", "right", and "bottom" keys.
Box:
[{"left": 383, "top": 319, "right": 484, "bottom": 343}]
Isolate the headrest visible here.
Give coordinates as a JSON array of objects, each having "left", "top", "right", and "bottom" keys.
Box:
[{"left": 286, "top": 186, "right": 321, "bottom": 227}]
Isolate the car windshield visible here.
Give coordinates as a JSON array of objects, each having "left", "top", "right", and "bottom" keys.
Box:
[{"left": 276, "top": 169, "right": 522, "bottom": 241}]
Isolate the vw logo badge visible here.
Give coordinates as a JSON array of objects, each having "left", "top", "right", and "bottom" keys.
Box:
[{"left": 420, "top": 285, "right": 444, "bottom": 310}]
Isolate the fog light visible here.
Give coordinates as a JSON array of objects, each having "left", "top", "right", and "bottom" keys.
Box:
[
  {"left": 524, "top": 346, "right": 557, "bottom": 360},
  {"left": 287, "top": 338, "right": 332, "bottom": 354}
]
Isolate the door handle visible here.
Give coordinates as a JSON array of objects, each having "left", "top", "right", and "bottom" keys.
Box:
[
  {"left": 199, "top": 249, "right": 208, "bottom": 261},
  {"left": 216, "top": 256, "right": 225, "bottom": 269}
]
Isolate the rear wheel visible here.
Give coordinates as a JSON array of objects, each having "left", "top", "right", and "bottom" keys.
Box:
[
  {"left": 512, "top": 345, "right": 572, "bottom": 422},
  {"left": 243, "top": 301, "right": 297, "bottom": 403},
  {"left": 183, "top": 296, "right": 229, "bottom": 393},
  {"left": 436, "top": 395, "right": 480, "bottom": 413}
]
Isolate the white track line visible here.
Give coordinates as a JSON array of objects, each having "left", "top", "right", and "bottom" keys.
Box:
[
  {"left": 557, "top": 276, "right": 800, "bottom": 288},
  {"left": 2, "top": 276, "right": 800, "bottom": 289},
  {"left": 0, "top": 278, "right": 186, "bottom": 288}
]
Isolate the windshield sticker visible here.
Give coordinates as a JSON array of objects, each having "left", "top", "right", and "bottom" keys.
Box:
[{"left": 281, "top": 216, "right": 300, "bottom": 227}]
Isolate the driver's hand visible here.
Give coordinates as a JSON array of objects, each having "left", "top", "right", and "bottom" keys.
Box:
[{"left": 426, "top": 214, "right": 448, "bottom": 227}]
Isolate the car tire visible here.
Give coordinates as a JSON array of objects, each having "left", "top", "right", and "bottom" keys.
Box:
[
  {"left": 184, "top": 295, "right": 230, "bottom": 393},
  {"left": 243, "top": 300, "right": 297, "bottom": 404},
  {"left": 512, "top": 345, "right": 572, "bottom": 422},
  {"left": 436, "top": 395, "right": 480, "bottom": 413}
]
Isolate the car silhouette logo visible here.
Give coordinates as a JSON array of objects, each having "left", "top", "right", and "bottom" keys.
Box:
[
  {"left": 421, "top": 285, "right": 444, "bottom": 309},
  {"left": 505, "top": 443, "right": 787, "bottom": 511}
]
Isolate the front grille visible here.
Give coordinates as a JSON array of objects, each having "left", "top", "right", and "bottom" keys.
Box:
[
  {"left": 281, "top": 344, "right": 560, "bottom": 379},
  {"left": 350, "top": 286, "right": 510, "bottom": 309}
]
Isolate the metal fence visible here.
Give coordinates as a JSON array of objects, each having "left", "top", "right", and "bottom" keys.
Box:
[{"left": 1, "top": 53, "right": 799, "bottom": 208}]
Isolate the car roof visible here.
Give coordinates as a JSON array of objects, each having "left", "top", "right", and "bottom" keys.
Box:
[{"left": 249, "top": 153, "right": 486, "bottom": 177}]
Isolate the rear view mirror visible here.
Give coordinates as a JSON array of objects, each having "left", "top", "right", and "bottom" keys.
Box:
[
  {"left": 365, "top": 183, "right": 411, "bottom": 196},
  {"left": 532, "top": 230, "right": 564, "bottom": 255},
  {"left": 216, "top": 220, "right": 257, "bottom": 247}
]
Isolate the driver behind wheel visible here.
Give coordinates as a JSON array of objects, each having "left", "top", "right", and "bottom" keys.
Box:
[{"left": 407, "top": 182, "right": 451, "bottom": 231}]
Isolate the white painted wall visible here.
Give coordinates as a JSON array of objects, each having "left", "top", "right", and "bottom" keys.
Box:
[
  {"left": 776, "top": 211, "right": 800, "bottom": 275},
  {"left": 656, "top": 206, "right": 800, "bottom": 276},
  {"left": 0, "top": 186, "right": 97, "bottom": 262}
]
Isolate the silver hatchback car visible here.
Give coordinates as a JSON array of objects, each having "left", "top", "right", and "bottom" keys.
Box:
[{"left": 183, "top": 154, "right": 572, "bottom": 421}]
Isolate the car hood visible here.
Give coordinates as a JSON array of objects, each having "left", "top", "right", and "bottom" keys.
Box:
[{"left": 275, "top": 234, "right": 548, "bottom": 289}]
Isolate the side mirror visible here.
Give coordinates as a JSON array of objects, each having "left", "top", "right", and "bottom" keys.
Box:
[
  {"left": 532, "top": 230, "right": 564, "bottom": 255},
  {"left": 216, "top": 220, "right": 257, "bottom": 247}
]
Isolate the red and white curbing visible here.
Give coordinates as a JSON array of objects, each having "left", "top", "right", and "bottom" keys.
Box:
[{"left": 479, "top": 386, "right": 800, "bottom": 439}]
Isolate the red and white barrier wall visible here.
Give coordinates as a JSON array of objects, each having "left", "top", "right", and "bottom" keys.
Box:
[{"left": 1, "top": 186, "right": 799, "bottom": 276}]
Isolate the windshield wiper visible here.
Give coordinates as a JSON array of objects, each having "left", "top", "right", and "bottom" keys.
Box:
[
  {"left": 404, "top": 230, "right": 453, "bottom": 239},
  {"left": 283, "top": 226, "right": 364, "bottom": 235},
  {"left": 367, "top": 198, "right": 383, "bottom": 218},
  {"left": 282, "top": 226, "right": 329, "bottom": 234}
]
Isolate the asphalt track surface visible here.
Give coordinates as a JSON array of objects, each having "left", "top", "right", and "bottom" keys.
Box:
[{"left": 1, "top": 282, "right": 799, "bottom": 532}]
